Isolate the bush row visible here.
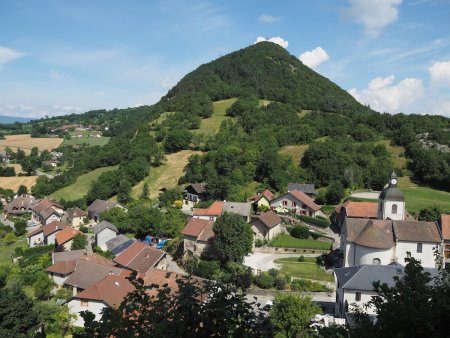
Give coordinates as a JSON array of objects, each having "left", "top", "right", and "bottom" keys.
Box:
[{"left": 297, "top": 214, "right": 330, "bottom": 228}]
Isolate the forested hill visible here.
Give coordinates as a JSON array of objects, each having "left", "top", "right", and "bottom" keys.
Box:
[{"left": 162, "top": 41, "right": 369, "bottom": 115}]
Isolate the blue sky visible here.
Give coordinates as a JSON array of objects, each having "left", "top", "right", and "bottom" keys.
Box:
[{"left": 1, "top": 0, "right": 450, "bottom": 118}]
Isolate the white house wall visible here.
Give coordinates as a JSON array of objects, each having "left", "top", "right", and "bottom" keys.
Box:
[
  {"left": 395, "top": 241, "right": 438, "bottom": 268},
  {"left": 352, "top": 244, "right": 393, "bottom": 266},
  {"left": 96, "top": 228, "right": 117, "bottom": 251},
  {"left": 68, "top": 299, "right": 107, "bottom": 327},
  {"left": 28, "top": 233, "right": 44, "bottom": 247},
  {"left": 382, "top": 200, "right": 405, "bottom": 221},
  {"left": 46, "top": 232, "right": 59, "bottom": 245},
  {"left": 45, "top": 214, "right": 61, "bottom": 225}
]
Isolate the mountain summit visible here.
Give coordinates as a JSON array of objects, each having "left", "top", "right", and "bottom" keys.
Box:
[{"left": 163, "top": 41, "right": 368, "bottom": 114}]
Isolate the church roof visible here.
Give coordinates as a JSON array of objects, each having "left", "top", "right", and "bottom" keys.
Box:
[
  {"left": 353, "top": 220, "right": 395, "bottom": 249},
  {"left": 393, "top": 221, "right": 441, "bottom": 243}
]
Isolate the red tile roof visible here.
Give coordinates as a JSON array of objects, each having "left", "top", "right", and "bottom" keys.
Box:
[
  {"left": 143, "top": 269, "right": 205, "bottom": 299},
  {"left": 74, "top": 275, "right": 135, "bottom": 308},
  {"left": 193, "top": 201, "right": 224, "bottom": 217},
  {"left": 250, "top": 189, "right": 275, "bottom": 202},
  {"left": 441, "top": 214, "right": 450, "bottom": 240},
  {"left": 344, "top": 201, "right": 378, "bottom": 218},
  {"left": 56, "top": 227, "right": 83, "bottom": 245},
  {"left": 46, "top": 260, "right": 77, "bottom": 275},
  {"left": 113, "top": 242, "right": 165, "bottom": 275},
  {"left": 27, "top": 221, "right": 68, "bottom": 238},
  {"left": 289, "top": 190, "right": 320, "bottom": 211},
  {"left": 181, "top": 218, "right": 213, "bottom": 238}
]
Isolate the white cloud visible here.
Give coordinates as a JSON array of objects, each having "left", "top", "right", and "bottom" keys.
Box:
[
  {"left": 428, "top": 60, "right": 450, "bottom": 86},
  {"left": 259, "top": 14, "right": 278, "bottom": 23},
  {"left": 255, "top": 36, "right": 288, "bottom": 48},
  {"left": 0, "top": 46, "right": 25, "bottom": 65},
  {"left": 0, "top": 103, "right": 37, "bottom": 118},
  {"left": 348, "top": 75, "right": 425, "bottom": 113},
  {"left": 431, "top": 100, "right": 450, "bottom": 117},
  {"left": 299, "top": 47, "right": 330, "bottom": 69},
  {"left": 341, "top": 0, "right": 402, "bottom": 37}
]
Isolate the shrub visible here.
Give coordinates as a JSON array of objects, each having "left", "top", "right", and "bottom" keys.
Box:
[
  {"left": 79, "top": 226, "right": 89, "bottom": 233},
  {"left": 195, "top": 259, "right": 221, "bottom": 279},
  {"left": 298, "top": 255, "right": 305, "bottom": 262},
  {"left": 254, "top": 272, "right": 275, "bottom": 289},
  {"left": 268, "top": 268, "right": 279, "bottom": 278},
  {"left": 257, "top": 205, "right": 269, "bottom": 213},
  {"left": 275, "top": 276, "right": 287, "bottom": 290},
  {"left": 174, "top": 200, "right": 183, "bottom": 209},
  {"left": 254, "top": 239, "right": 264, "bottom": 247},
  {"left": 297, "top": 215, "right": 330, "bottom": 228},
  {"left": 290, "top": 225, "right": 310, "bottom": 239},
  {"left": 290, "top": 279, "right": 331, "bottom": 292}
]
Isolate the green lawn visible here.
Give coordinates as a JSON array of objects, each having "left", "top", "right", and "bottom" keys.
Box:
[
  {"left": 0, "top": 237, "right": 27, "bottom": 265},
  {"left": 269, "top": 234, "right": 331, "bottom": 250},
  {"left": 193, "top": 98, "right": 237, "bottom": 135},
  {"left": 51, "top": 165, "right": 118, "bottom": 201},
  {"left": 279, "top": 145, "right": 309, "bottom": 165},
  {"left": 401, "top": 186, "right": 450, "bottom": 214},
  {"left": 62, "top": 131, "right": 110, "bottom": 147},
  {"left": 274, "top": 257, "right": 334, "bottom": 282}
]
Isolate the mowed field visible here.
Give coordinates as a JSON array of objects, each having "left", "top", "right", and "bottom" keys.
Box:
[
  {"left": 0, "top": 134, "right": 63, "bottom": 154},
  {"left": 0, "top": 176, "right": 38, "bottom": 191},
  {"left": 131, "top": 150, "right": 203, "bottom": 199},
  {"left": 279, "top": 145, "right": 309, "bottom": 164},
  {"left": 62, "top": 132, "right": 110, "bottom": 147},
  {"left": 192, "top": 98, "right": 237, "bottom": 135},
  {"left": 51, "top": 165, "right": 118, "bottom": 201},
  {"left": 378, "top": 139, "right": 407, "bottom": 168},
  {"left": 398, "top": 176, "right": 450, "bottom": 214}
]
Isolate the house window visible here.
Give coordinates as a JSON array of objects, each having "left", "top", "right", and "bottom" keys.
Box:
[
  {"left": 417, "top": 243, "right": 422, "bottom": 253},
  {"left": 282, "top": 200, "right": 288, "bottom": 206},
  {"left": 209, "top": 217, "right": 215, "bottom": 221},
  {"left": 372, "top": 258, "right": 381, "bottom": 265},
  {"left": 355, "top": 292, "right": 361, "bottom": 301},
  {"left": 292, "top": 201, "right": 297, "bottom": 207},
  {"left": 81, "top": 300, "right": 88, "bottom": 307},
  {"left": 391, "top": 204, "right": 398, "bottom": 214}
]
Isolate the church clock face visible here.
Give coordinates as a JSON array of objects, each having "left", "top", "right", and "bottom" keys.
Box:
[{"left": 391, "top": 178, "right": 397, "bottom": 185}]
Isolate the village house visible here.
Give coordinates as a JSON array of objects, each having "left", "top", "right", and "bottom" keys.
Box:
[
  {"left": 270, "top": 189, "right": 321, "bottom": 216},
  {"left": 440, "top": 214, "right": 450, "bottom": 265},
  {"left": 87, "top": 199, "right": 123, "bottom": 222},
  {"left": 249, "top": 188, "right": 275, "bottom": 211},
  {"left": 183, "top": 183, "right": 207, "bottom": 205},
  {"left": 106, "top": 234, "right": 135, "bottom": 256},
  {"left": 222, "top": 202, "right": 252, "bottom": 223},
  {"left": 192, "top": 201, "right": 224, "bottom": 221},
  {"left": 32, "top": 199, "right": 64, "bottom": 225},
  {"left": 181, "top": 218, "right": 215, "bottom": 258},
  {"left": 333, "top": 200, "right": 378, "bottom": 230},
  {"left": 5, "top": 194, "right": 37, "bottom": 216},
  {"left": 340, "top": 174, "right": 443, "bottom": 268},
  {"left": 334, "top": 265, "right": 439, "bottom": 321},
  {"left": 93, "top": 221, "right": 119, "bottom": 251},
  {"left": 251, "top": 210, "right": 283, "bottom": 242},
  {"left": 26, "top": 220, "right": 68, "bottom": 247},
  {"left": 46, "top": 250, "right": 116, "bottom": 288},
  {"left": 68, "top": 275, "right": 135, "bottom": 327},
  {"left": 288, "top": 183, "right": 316, "bottom": 198},
  {"left": 55, "top": 227, "right": 83, "bottom": 251},
  {"left": 65, "top": 207, "right": 87, "bottom": 227},
  {"left": 64, "top": 259, "right": 129, "bottom": 294},
  {"left": 113, "top": 241, "right": 167, "bottom": 276}
]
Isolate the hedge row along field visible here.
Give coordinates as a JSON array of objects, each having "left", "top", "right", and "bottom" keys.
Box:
[
  {"left": 269, "top": 234, "right": 331, "bottom": 250},
  {"left": 297, "top": 215, "right": 330, "bottom": 228}
]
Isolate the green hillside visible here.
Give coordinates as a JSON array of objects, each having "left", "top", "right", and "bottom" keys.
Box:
[{"left": 163, "top": 42, "right": 368, "bottom": 115}]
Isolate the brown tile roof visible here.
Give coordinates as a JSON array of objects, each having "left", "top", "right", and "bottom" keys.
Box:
[
  {"left": 250, "top": 189, "right": 275, "bottom": 202},
  {"left": 344, "top": 201, "right": 378, "bottom": 218},
  {"left": 74, "top": 275, "right": 135, "bottom": 308},
  {"left": 181, "top": 218, "right": 213, "bottom": 238},
  {"left": 53, "top": 250, "right": 86, "bottom": 263},
  {"left": 6, "top": 195, "right": 37, "bottom": 214},
  {"left": 256, "top": 210, "right": 282, "bottom": 229},
  {"left": 441, "top": 214, "right": 450, "bottom": 240},
  {"left": 47, "top": 251, "right": 116, "bottom": 275},
  {"left": 197, "top": 222, "right": 215, "bottom": 242},
  {"left": 33, "top": 199, "right": 62, "bottom": 213},
  {"left": 353, "top": 220, "right": 394, "bottom": 249},
  {"left": 188, "top": 183, "right": 207, "bottom": 195},
  {"left": 46, "top": 260, "right": 77, "bottom": 275},
  {"left": 68, "top": 207, "right": 87, "bottom": 218},
  {"left": 87, "top": 199, "right": 120, "bottom": 214},
  {"left": 64, "top": 260, "right": 125, "bottom": 290},
  {"left": 143, "top": 269, "right": 204, "bottom": 299},
  {"left": 113, "top": 242, "right": 165, "bottom": 275},
  {"left": 56, "top": 227, "right": 83, "bottom": 245},
  {"left": 193, "top": 201, "right": 224, "bottom": 217},
  {"left": 345, "top": 218, "right": 372, "bottom": 242},
  {"left": 289, "top": 190, "right": 320, "bottom": 211},
  {"left": 393, "top": 220, "right": 441, "bottom": 243},
  {"left": 26, "top": 220, "right": 68, "bottom": 238}
]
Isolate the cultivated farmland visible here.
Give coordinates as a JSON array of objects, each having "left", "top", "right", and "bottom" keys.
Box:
[
  {"left": 0, "top": 134, "right": 63, "bottom": 154},
  {"left": 0, "top": 176, "right": 38, "bottom": 191}
]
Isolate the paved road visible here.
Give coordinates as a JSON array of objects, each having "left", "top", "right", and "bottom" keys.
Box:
[
  {"left": 244, "top": 252, "right": 320, "bottom": 272},
  {"left": 350, "top": 191, "right": 380, "bottom": 199},
  {"left": 36, "top": 170, "right": 54, "bottom": 178}
]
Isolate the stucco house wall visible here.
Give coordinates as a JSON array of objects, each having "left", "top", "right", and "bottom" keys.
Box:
[
  {"left": 381, "top": 200, "right": 405, "bottom": 221},
  {"left": 270, "top": 194, "right": 316, "bottom": 216},
  {"left": 395, "top": 241, "right": 438, "bottom": 268},
  {"left": 71, "top": 216, "right": 84, "bottom": 227},
  {"left": 96, "top": 228, "right": 117, "bottom": 251},
  {"left": 28, "top": 232, "right": 45, "bottom": 247},
  {"left": 352, "top": 244, "right": 393, "bottom": 267},
  {"left": 44, "top": 213, "right": 61, "bottom": 225},
  {"left": 49, "top": 272, "right": 68, "bottom": 288},
  {"left": 46, "top": 232, "right": 59, "bottom": 245},
  {"left": 68, "top": 299, "right": 106, "bottom": 327}
]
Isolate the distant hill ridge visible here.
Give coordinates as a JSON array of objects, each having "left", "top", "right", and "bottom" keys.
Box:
[
  {"left": 162, "top": 41, "right": 369, "bottom": 115},
  {"left": 0, "top": 115, "right": 33, "bottom": 124}
]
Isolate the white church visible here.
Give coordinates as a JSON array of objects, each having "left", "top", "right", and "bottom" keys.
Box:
[{"left": 340, "top": 173, "right": 443, "bottom": 268}]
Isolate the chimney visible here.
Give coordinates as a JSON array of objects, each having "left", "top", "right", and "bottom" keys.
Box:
[
  {"left": 109, "top": 270, "right": 113, "bottom": 276},
  {"left": 145, "top": 253, "right": 150, "bottom": 258},
  {"left": 73, "top": 285, "right": 77, "bottom": 297}
]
